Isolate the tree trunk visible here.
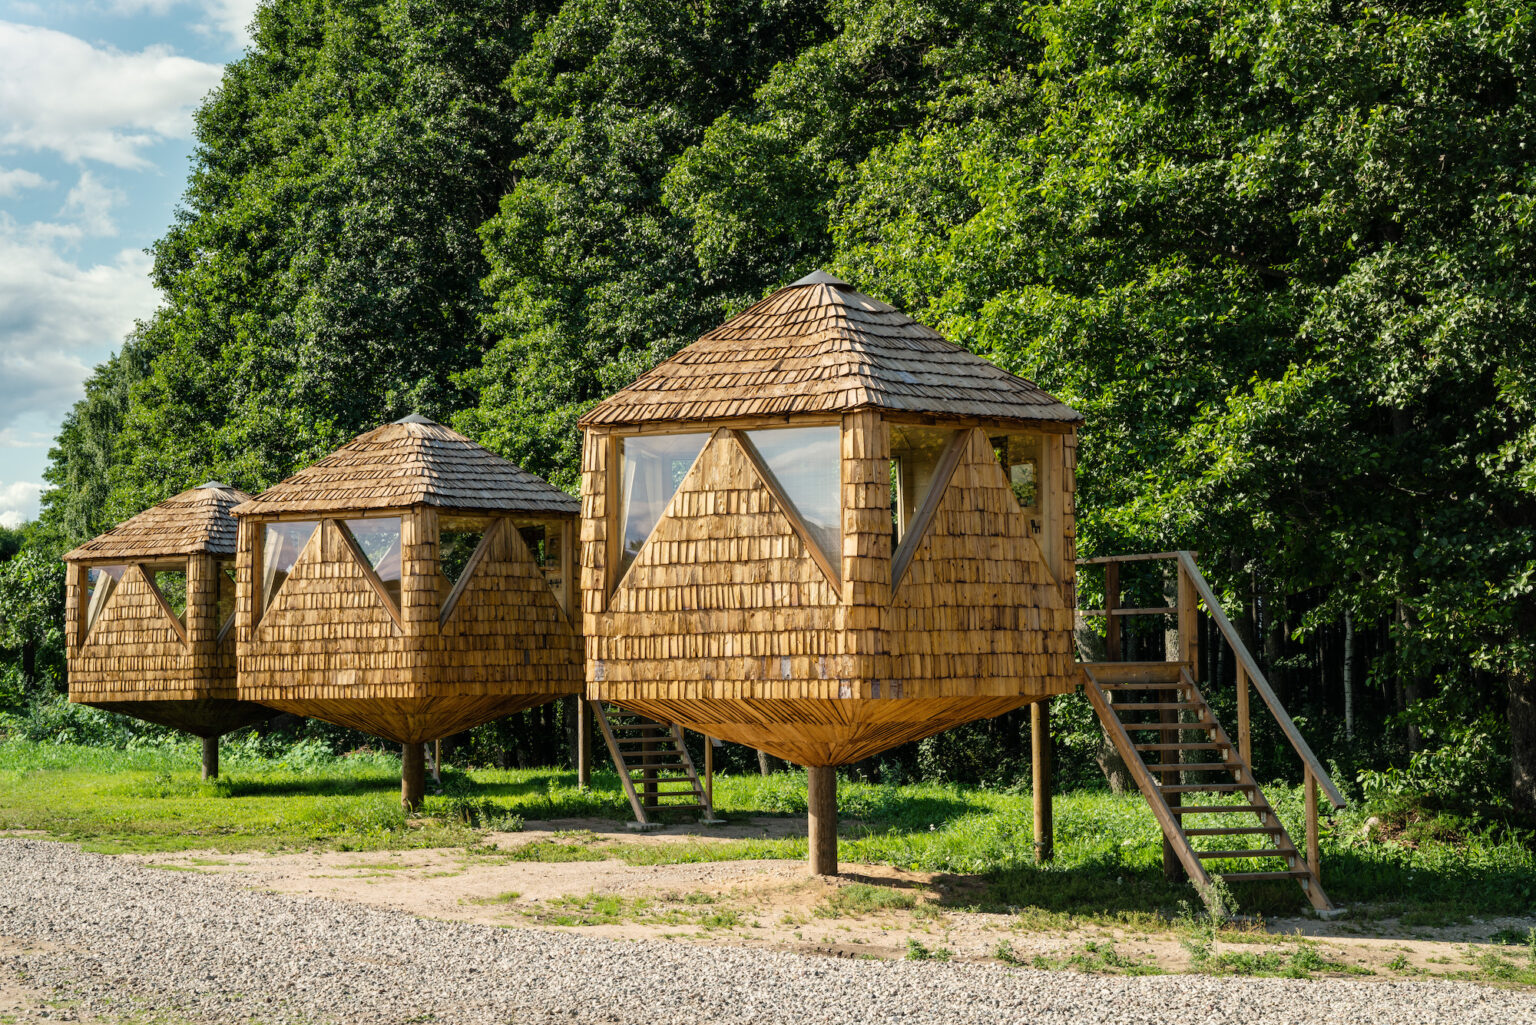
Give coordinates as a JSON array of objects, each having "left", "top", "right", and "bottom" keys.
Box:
[
  {"left": 1510, "top": 607, "right": 1536, "bottom": 818},
  {"left": 757, "top": 749, "right": 783, "bottom": 775},
  {"left": 1343, "top": 610, "right": 1355, "bottom": 740}
]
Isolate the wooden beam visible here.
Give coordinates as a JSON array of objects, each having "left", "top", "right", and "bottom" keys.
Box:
[
  {"left": 401, "top": 742, "right": 425, "bottom": 811},
  {"left": 201, "top": 736, "right": 219, "bottom": 781}
]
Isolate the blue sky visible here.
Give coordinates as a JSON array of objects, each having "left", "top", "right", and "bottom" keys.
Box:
[{"left": 0, "top": 0, "right": 258, "bottom": 526}]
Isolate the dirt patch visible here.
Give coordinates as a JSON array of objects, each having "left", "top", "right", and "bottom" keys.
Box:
[{"left": 123, "top": 820, "right": 1536, "bottom": 985}]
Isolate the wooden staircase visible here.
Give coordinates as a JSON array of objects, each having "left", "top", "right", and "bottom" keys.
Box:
[
  {"left": 590, "top": 701, "right": 710, "bottom": 825},
  {"left": 1078, "top": 552, "right": 1346, "bottom": 913}
]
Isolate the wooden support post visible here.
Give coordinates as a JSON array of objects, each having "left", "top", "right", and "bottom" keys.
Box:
[
  {"left": 1305, "top": 767, "right": 1320, "bottom": 881},
  {"left": 704, "top": 736, "right": 715, "bottom": 815},
  {"left": 642, "top": 734, "right": 657, "bottom": 809},
  {"left": 1177, "top": 556, "right": 1199, "bottom": 680},
  {"left": 432, "top": 740, "right": 442, "bottom": 785},
  {"left": 401, "top": 742, "right": 425, "bottom": 811},
  {"left": 808, "top": 765, "right": 838, "bottom": 876},
  {"left": 1031, "top": 700, "right": 1053, "bottom": 862},
  {"left": 201, "top": 736, "right": 219, "bottom": 781},
  {"left": 1105, "top": 562, "right": 1122, "bottom": 661},
  {"left": 1161, "top": 690, "right": 1185, "bottom": 883},
  {"left": 1236, "top": 663, "right": 1252, "bottom": 769},
  {"left": 577, "top": 700, "right": 591, "bottom": 789}
]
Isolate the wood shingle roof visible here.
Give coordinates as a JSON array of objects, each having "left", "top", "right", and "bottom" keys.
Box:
[
  {"left": 231, "top": 417, "right": 579, "bottom": 516},
  {"left": 579, "top": 272, "right": 1082, "bottom": 428},
  {"left": 64, "top": 482, "right": 249, "bottom": 562}
]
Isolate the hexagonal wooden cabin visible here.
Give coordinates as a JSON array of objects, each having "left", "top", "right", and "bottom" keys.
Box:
[
  {"left": 232, "top": 415, "right": 582, "bottom": 805},
  {"left": 580, "top": 271, "right": 1083, "bottom": 869},
  {"left": 63, "top": 482, "right": 272, "bottom": 778}
]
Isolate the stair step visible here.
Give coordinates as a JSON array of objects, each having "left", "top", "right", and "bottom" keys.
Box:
[
  {"left": 1169, "top": 804, "right": 1267, "bottom": 815},
  {"left": 1121, "top": 722, "right": 1214, "bottom": 732},
  {"left": 1104, "top": 682, "right": 1188, "bottom": 692},
  {"left": 630, "top": 776, "right": 698, "bottom": 784},
  {"left": 1218, "top": 870, "right": 1314, "bottom": 882},
  {"left": 1183, "top": 825, "right": 1284, "bottom": 836},
  {"left": 1159, "top": 783, "right": 1253, "bottom": 794},
  {"left": 1195, "top": 848, "right": 1289, "bottom": 860},
  {"left": 1135, "top": 743, "right": 1221, "bottom": 751},
  {"left": 1083, "top": 662, "right": 1187, "bottom": 683},
  {"left": 1157, "top": 762, "right": 1240, "bottom": 772},
  {"left": 1112, "top": 701, "right": 1202, "bottom": 712}
]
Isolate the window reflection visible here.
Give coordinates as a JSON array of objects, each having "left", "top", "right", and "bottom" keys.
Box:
[
  {"left": 84, "top": 564, "right": 126, "bottom": 633},
  {"left": 216, "top": 562, "right": 237, "bottom": 642},
  {"left": 743, "top": 426, "right": 842, "bottom": 567},
  {"left": 262, "top": 521, "right": 318, "bottom": 611},
  {"left": 889, "top": 425, "right": 958, "bottom": 543},
  {"left": 344, "top": 517, "right": 403, "bottom": 609},
  {"left": 151, "top": 566, "right": 188, "bottom": 623},
  {"left": 615, "top": 432, "right": 709, "bottom": 587}
]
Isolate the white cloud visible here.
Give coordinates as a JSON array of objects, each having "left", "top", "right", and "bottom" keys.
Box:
[
  {"left": 60, "top": 171, "right": 125, "bottom": 237},
  {"left": 0, "top": 480, "right": 43, "bottom": 527},
  {"left": 0, "top": 213, "right": 156, "bottom": 435},
  {"left": 0, "top": 21, "right": 224, "bottom": 167},
  {"left": 0, "top": 166, "right": 50, "bottom": 197},
  {"left": 100, "top": 0, "right": 262, "bottom": 48}
]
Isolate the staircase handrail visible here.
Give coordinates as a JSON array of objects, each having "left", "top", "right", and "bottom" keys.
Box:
[{"left": 1174, "top": 552, "right": 1345, "bottom": 809}]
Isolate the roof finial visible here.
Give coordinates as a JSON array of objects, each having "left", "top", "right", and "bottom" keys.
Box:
[
  {"left": 393, "top": 412, "right": 435, "bottom": 425},
  {"left": 789, "top": 269, "right": 850, "bottom": 289},
  {"left": 195, "top": 480, "right": 232, "bottom": 490}
]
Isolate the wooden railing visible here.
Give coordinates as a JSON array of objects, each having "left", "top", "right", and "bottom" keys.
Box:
[{"left": 1078, "top": 550, "right": 1345, "bottom": 874}]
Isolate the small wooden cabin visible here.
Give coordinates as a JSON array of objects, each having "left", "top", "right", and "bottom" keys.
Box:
[
  {"left": 580, "top": 271, "right": 1083, "bottom": 871},
  {"left": 63, "top": 482, "right": 272, "bottom": 778},
  {"left": 232, "top": 415, "right": 583, "bottom": 806}
]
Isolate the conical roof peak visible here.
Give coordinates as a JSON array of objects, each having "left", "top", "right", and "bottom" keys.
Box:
[
  {"left": 64, "top": 483, "right": 251, "bottom": 562},
  {"left": 232, "top": 418, "right": 578, "bottom": 517},
  {"left": 580, "top": 276, "right": 1081, "bottom": 428}
]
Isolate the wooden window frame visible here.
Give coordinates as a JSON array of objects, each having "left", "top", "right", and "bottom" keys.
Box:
[
  {"left": 731, "top": 428, "right": 842, "bottom": 591},
  {"left": 889, "top": 429, "right": 969, "bottom": 594},
  {"left": 331, "top": 517, "right": 405, "bottom": 633}
]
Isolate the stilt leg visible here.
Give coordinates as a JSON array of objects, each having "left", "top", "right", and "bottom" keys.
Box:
[
  {"left": 808, "top": 765, "right": 838, "bottom": 876},
  {"left": 401, "top": 742, "right": 425, "bottom": 811},
  {"left": 201, "top": 735, "right": 219, "bottom": 781},
  {"left": 1032, "top": 701, "right": 1053, "bottom": 862}
]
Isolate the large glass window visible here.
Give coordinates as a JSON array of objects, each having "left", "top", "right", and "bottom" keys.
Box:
[
  {"left": 889, "top": 425, "right": 959, "bottom": 543},
  {"left": 615, "top": 432, "right": 709, "bottom": 587},
  {"left": 261, "top": 521, "right": 318, "bottom": 611},
  {"left": 343, "top": 517, "right": 403, "bottom": 609},
  {"left": 990, "top": 432, "right": 1042, "bottom": 511},
  {"left": 743, "top": 426, "right": 842, "bottom": 567},
  {"left": 84, "top": 564, "right": 126, "bottom": 633}
]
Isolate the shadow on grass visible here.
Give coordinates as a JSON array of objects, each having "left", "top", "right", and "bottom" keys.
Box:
[{"left": 219, "top": 775, "right": 400, "bottom": 798}]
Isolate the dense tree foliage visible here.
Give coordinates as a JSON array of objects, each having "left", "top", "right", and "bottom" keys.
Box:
[{"left": 3, "top": 0, "right": 1532, "bottom": 812}]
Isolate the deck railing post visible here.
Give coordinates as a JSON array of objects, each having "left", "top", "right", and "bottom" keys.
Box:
[
  {"left": 1236, "top": 663, "right": 1251, "bottom": 770},
  {"left": 1177, "top": 554, "right": 1199, "bottom": 680},
  {"left": 1105, "top": 562, "right": 1122, "bottom": 661},
  {"left": 577, "top": 698, "right": 592, "bottom": 789},
  {"left": 1305, "top": 766, "right": 1320, "bottom": 881}
]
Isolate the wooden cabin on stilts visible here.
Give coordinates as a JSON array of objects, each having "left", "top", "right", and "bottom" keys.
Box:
[
  {"left": 579, "top": 270, "right": 1083, "bottom": 873},
  {"left": 63, "top": 483, "right": 273, "bottom": 779},
  {"left": 232, "top": 415, "right": 583, "bottom": 808}
]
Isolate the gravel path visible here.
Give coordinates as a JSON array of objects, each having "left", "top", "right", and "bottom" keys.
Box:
[{"left": 1, "top": 839, "right": 1531, "bottom": 1025}]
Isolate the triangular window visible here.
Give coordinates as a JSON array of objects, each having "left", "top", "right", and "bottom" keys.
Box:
[
  {"left": 990, "top": 432, "right": 1041, "bottom": 511},
  {"left": 343, "top": 517, "right": 403, "bottom": 609},
  {"left": 615, "top": 432, "right": 710, "bottom": 588},
  {"left": 149, "top": 567, "right": 188, "bottom": 624},
  {"left": 216, "top": 562, "right": 237, "bottom": 642},
  {"left": 262, "top": 521, "right": 318, "bottom": 611},
  {"left": 889, "top": 425, "right": 960, "bottom": 542},
  {"left": 742, "top": 426, "right": 842, "bottom": 567},
  {"left": 439, "top": 517, "right": 491, "bottom": 588},
  {"left": 84, "top": 564, "right": 126, "bottom": 634},
  {"left": 517, "top": 519, "right": 569, "bottom": 612}
]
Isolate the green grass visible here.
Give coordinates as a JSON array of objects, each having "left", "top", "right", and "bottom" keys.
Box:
[{"left": 2, "top": 739, "right": 1533, "bottom": 921}]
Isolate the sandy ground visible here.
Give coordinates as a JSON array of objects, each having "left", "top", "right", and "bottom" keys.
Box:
[{"left": 111, "top": 816, "right": 1536, "bottom": 983}]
